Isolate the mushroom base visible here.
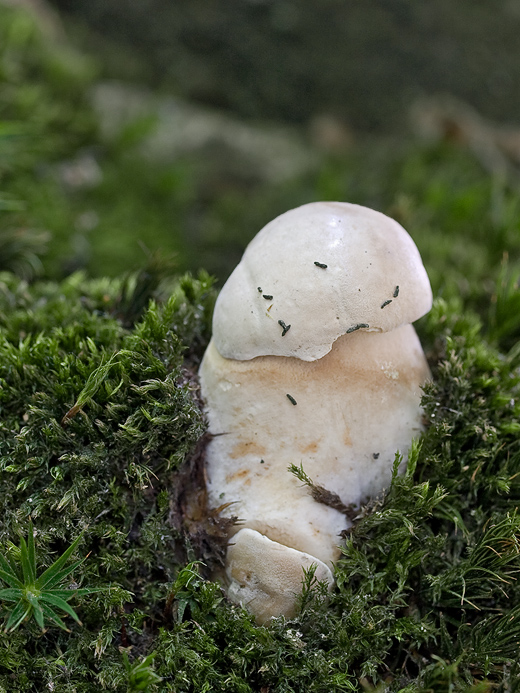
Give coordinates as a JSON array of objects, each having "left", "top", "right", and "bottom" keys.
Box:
[{"left": 226, "top": 528, "right": 334, "bottom": 625}]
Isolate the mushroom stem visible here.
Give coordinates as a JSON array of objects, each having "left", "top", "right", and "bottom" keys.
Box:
[{"left": 200, "top": 325, "right": 430, "bottom": 578}]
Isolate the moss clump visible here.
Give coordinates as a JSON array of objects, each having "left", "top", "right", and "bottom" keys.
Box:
[
  {"left": 0, "top": 268, "right": 217, "bottom": 690},
  {"left": 0, "top": 259, "right": 519, "bottom": 691}
]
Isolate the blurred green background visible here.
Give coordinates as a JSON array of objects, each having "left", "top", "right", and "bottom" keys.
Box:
[
  {"left": 2, "top": 0, "right": 520, "bottom": 302},
  {"left": 42, "top": 0, "right": 520, "bottom": 130}
]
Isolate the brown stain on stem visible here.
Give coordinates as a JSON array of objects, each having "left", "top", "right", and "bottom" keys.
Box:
[
  {"left": 225, "top": 467, "right": 253, "bottom": 486},
  {"left": 300, "top": 441, "right": 319, "bottom": 454},
  {"left": 229, "top": 440, "right": 267, "bottom": 459}
]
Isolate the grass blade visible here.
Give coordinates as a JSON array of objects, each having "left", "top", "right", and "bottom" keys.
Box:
[
  {"left": 0, "top": 553, "right": 14, "bottom": 575},
  {"left": 5, "top": 600, "right": 31, "bottom": 632},
  {"left": 40, "top": 602, "right": 70, "bottom": 632},
  {"left": 19, "top": 538, "right": 34, "bottom": 586},
  {"left": 73, "top": 587, "right": 102, "bottom": 596},
  {"left": 40, "top": 593, "right": 82, "bottom": 624},
  {"left": 26, "top": 522, "right": 36, "bottom": 584},
  {"left": 25, "top": 592, "right": 44, "bottom": 630},
  {"left": 36, "top": 535, "right": 83, "bottom": 590},
  {"left": 37, "top": 557, "right": 85, "bottom": 591},
  {"left": 0, "top": 588, "right": 22, "bottom": 602},
  {"left": 0, "top": 567, "right": 23, "bottom": 589},
  {"left": 5, "top": 549, "right": 20, "bottom": 579}
]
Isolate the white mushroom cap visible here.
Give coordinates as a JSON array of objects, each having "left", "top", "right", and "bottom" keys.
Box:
[
  {"left": 226, "top": 528, "right": 334, "bottom": 625},
  {"left": 213, "top": 201, "right": 432, "bottom": 361}
]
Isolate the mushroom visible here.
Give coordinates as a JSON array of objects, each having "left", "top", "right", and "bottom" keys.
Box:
[{"left": 199, "top": 201, "right": 432, "bottom": 624}]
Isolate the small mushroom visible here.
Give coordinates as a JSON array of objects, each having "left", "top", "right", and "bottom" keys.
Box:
[{"left": 199, "top": 202, "right": 432, "bottom": 623}]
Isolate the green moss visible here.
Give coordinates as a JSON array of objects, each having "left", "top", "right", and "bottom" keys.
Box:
[
  {"left": 0, "top": 268, "right": 217, "bottom": 690},
  {"left": 1, "top": 261, "right": 520, "bottom": 691}
]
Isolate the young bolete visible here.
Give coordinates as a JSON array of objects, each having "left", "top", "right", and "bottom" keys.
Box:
[{"left": 199, "top": 201, "right": 432, "bottom": 624}]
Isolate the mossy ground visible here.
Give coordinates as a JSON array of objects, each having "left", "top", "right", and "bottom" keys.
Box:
[{"left": 1, "top": 4, "right": 520, "bottom": 691}]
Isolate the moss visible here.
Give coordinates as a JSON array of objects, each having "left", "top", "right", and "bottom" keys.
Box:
[
  {"left": 1, "top": 258, "right": 520, "bottom": 691},
  {"left": 0, "top": 268, "right": 217, "bottom": 691}
]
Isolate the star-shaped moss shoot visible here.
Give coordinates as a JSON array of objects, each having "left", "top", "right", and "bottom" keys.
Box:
[{"left": 0, "top": 521, "right": 98, "bottom": 632}]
